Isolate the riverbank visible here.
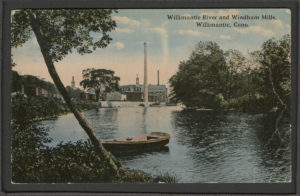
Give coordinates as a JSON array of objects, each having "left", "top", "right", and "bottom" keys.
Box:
[
  {"left": 11, "top": 95, "right": 177, "bottom": 183},
  {"left": 12, "top": 123, "right": 176, "bottom": 183},
  {"left": 11, "top": 95, "right": 100, "bottom": 123}
]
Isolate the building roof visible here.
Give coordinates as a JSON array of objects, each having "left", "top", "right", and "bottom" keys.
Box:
[
  {"left": 120, "top": 84, "right": 166, "bottom": 92},
  {"left": 148, "top": 84, "right": 167, "bottom": 91}
]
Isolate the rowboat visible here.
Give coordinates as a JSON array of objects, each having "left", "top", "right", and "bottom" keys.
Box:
[
  {"left": 102, "top": 132, "right": 170, "bottom": 152},
  {"left": 150, "top": 102, "right": 161, "bottom": 107}
]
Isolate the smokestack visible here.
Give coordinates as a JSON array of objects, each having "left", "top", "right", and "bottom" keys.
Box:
[
  {"left": 143, "top": 42, "right": 148, "bottom": 103},
  {"left": 157, "top": 70, "right": 160, "bottom": 86},
  {"left": 71, "top": 76, "right": 75, "bottom": 88}
]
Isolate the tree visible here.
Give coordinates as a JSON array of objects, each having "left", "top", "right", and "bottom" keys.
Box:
[
  {"left": 80, "top": 68, "right": 120, "bottom": 101},
  {"left": 224, "top": 49, "right": 246, "bottom": 100},
  {"left": 258, "top": 35, "right": 291, "bottom": 110},
  {"left": 11, "top": 9, "right": 121, "bottom": 173},
  {"left": 169, "top": 41, "right": 227, "bottom": 109},
  {"left": 257, "top": 35, "right": 291, "bottom": 144}
]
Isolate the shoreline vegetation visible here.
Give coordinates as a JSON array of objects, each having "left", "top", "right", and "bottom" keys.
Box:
[
  {"left": 169, "top": 35, "right": 291, "bottom": 115},
  {"left": 11, "top": 92, "right": 174, "bottom": 183},
  {"left": 11, "top": 95, "right": 177, "bottom": 183}
]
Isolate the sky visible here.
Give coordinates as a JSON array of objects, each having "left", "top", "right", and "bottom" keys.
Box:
[{"left": 12, "top": 9, "right": 291, "bottom": 88}]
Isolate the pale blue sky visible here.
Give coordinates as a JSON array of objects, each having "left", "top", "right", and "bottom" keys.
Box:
[{"left": 12, "top": 9, "right": 291, "bottom": 88}]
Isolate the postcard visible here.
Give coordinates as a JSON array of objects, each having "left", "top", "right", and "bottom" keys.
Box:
[{"left": 10, "top": 8, "right": 291, "bottom": 185}]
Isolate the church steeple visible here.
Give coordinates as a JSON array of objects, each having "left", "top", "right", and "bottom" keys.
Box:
[
  {"left": 136, "top": 74, "right": 139, "bottom": 85},
  {"left": 71, "top": 76, "right": 75, "bottom": 88}
]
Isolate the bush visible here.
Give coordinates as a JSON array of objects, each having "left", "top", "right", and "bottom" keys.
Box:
[
  {"left": 223, "top": 93, "right": 276, "bottom": 113},
  {"left": 12, "top": 123, "right": 176, "bottom": 183},
  {"left": 11, "top": 96, "right": 99, "bottom": 123},
  {"left": 12, "top": 96, "right": 68, "bottom": 123}
]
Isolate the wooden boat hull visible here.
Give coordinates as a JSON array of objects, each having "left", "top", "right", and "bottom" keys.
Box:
[{"left": 102, "top": 132, "right": 170, "bottom": 152}]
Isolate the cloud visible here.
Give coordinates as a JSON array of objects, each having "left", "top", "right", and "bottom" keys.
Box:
[
  {"left": 141, "top": 19, "right": 150, "bottom": 26},
  {"left": 115, "top": 28, "right": 134, "bottom": 33},
  {"left": 150, "top": 27, "right": 168, "bottom": 38},
  {"left": 284, "top": 24, "right": 291, "bottom": 34},
  {"left": 234, "top": 25, "right": 276, "bottom": 37},
  {"left": 178, "top": 29, "right": 209, "bottom": 37},
  {"left": 114, "top": 42, "right": 124, "bottom": 50},
  {"left": 219, "top": 35, "right": 232, "bottom": 40},
  {"left": 113, "top": 16, "right": 140, "bottom": 26},
  {"left": 285, "top": 9, "right": 291, "bottom": 15},
  {"left": 270, "top": 19, "right": 283, "bottom": 28}
]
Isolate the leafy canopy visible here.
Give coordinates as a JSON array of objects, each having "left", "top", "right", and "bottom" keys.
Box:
[
  {"left": 80, "top": 68, "right": 120, "bottom": 93},
  {"left": 169, "top": 35, "right": 291, "bottom": 111},
  {"left": 11, "top": 9, "right": 117, "bottom": 62},
  {"left": 258, "top": 34, "right": 291, "bottom": 107},
  {"left": 169, "top": 41, "right": 227, "bottom": 109}
]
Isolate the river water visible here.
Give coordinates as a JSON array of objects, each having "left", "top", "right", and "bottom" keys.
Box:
[{"left": 37, "top": 106, "right": 291, "bottom": 183}]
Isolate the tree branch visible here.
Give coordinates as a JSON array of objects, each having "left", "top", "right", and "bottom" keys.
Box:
[{"left": 28, "top": 12, "right": 121, "bottom": 173}]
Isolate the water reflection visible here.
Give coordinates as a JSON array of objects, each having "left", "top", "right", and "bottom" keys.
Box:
[
  {"left": 171, "top": 109, "right": 291, "bottom": 182},
  {"left": 251, "top": 112, "right": 291, "bottom": 182},
  {"left": 141, "top": 107, "right": 148, "bottom": 134},
  {"left": 38, "top": 107, "right": 291, "bottom": 183},
  {"left": 172, "top": 110, "right": 225, "bottom": 148}
]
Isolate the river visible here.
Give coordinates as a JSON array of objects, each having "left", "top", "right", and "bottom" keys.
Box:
[{"left": 37, "top": 106, "right": 291, "bottom": 183}]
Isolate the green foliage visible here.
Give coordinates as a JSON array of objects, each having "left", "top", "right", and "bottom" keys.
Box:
[
  {"left": 12, "top": 70, "right": 22, "bottom": 92},
  {"left": 11, "top": 122, "right": 111, "bottom": 183},
  {"left": 169, "top": 35, "right": 291, "bottom": 112},
  {"left": 12, "top": 123, "right": 176, "bottom": 183},
  {"left": 258, "top": 34, "right": 291, "bottom": 109},
  {"left": 12, "top": 71, "right": 57, "bottom": 96},
  {"left": 11, "top": 124, "right": 51, "bottom": 182},
  {"left": 224, "top": 49, "right": 247, "bottom": 100},
  {"left": 11, "top": 95, "right": 97, "bottom": 123},
  {"left": 80, "top": 68, "right": 120, "bottom": 101},
  {"left": 66, "top": 86, "right": 85, "bottom": 100},
  {"left": 11, "top": 9, "right": 117, "bottom": 62},
  {"left": 11, "top": 9, "right": 122, "bottom": 174},
  {"left": 169, "top": 41, "right": 227, "bottom": 109},
  {"left": 12, "top": 96, "right": 68, "bottom": 123}
]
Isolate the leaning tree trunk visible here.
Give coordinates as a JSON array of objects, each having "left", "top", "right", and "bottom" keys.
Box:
[
  {"left": 29, "top": 14, "right": 121, "bottom": 173},
  {"left": 268, "top": 66, "right": 286, "bottom": 109},
  {"left": 264, "top": 65, "right": 288, "bottom": 146}
]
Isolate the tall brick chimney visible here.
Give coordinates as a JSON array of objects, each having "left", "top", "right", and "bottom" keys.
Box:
[
  {"left": 157, "top": 70, "right": 160, "bottom": 86},
  {"left": 143, "top": 42, "right": 148, "bottom": 103}
]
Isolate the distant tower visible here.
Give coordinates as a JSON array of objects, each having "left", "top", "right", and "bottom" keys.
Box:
[
  {"left": 136, "top": 74, "right": 139, "bottom": 85},
  {"left": 71, "top": 76, "right": 75, "bottom": 88},
  {"left": 143, "top": 42, "right": 148, "bottom": 103},
  {"left": 157, "top": 70, "right": 160, "bottom": 86}
]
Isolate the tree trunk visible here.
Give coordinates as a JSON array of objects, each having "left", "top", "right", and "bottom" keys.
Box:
[
  {"left": 263, "top": 65, "right": 287, "bottom": 146},
  {"left": 268, "top": 66, "right": 286, "bottom": 109},
  {"left": 29, "top": 13, "right": 121, "bottom": 173}
]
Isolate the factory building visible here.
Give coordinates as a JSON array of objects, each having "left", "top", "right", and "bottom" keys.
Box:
[
  {"left": 106, "top": 42, "right": 167, "bottom": 103},
  {"left": 119, "top": 74, "right": 167, "bottom": 102}
]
